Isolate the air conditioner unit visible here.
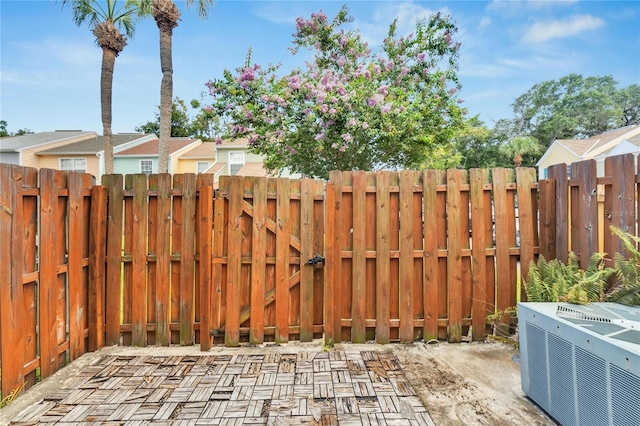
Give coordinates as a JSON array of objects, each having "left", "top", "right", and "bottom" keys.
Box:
[{"left": 518, "top": 302, "right": 640, "bottom": 426}]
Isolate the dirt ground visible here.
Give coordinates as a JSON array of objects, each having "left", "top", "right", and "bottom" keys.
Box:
[{"left": 0, "top": 340, "right": 555, "bottom": 425}]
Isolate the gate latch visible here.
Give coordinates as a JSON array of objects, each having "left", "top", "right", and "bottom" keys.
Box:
[{"left": 307, "top": 255, "right": 325, "bottom": 266}]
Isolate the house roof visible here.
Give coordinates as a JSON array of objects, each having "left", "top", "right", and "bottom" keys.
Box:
[
  {"left": 37, "top": 133, "right": 153, "bottom": 155},
  {"left": 179, "top": 142, "right": 217, "bottom": 158},
  {"left": 203, "top": 162, "right": 226, "bottom": 175},
  {"left": 1, "top": 131, "right": 96, "bottom": 152},
  {"left": 554, "top": 125, "right": 640, "bottom": 157},
  {"left": 215, "top": 138, "right": 251, "bottom": 149},
  {"left": 116, "top": 138, "right": 197, "bottom": 156},
  {"left": 236, "top": 162, "right": 269, "bottom": 177}
]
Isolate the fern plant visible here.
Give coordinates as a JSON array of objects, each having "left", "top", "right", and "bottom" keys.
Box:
[
  {"left": 607, "top": 226, "right": 640, "bottom": 306},
  {"left": 525, "top": 252, "right": 614, "bottom": 304}
]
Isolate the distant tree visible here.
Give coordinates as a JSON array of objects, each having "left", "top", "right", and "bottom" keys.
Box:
[
  {"left": 0, "top": 120, "right": 34, "bottom": 137},
  {"left": 151, "top": 0, "right": 215, "bottom": 173},
  {"left": 207, "top": 7, "right": 465, "bottom": 178},
  {"left": 190, "top": 99, "right": 219, "bottom": 141},
  {"left": 500, "top": 136, "right": 543, "bottom": 168},
  {"left": 616, "top": 84, "right": 640, "bottom": 126},
  {"left": 61, "top": 0, "right": 149, "bottom": 174},
  {"left": 504, "top": 74, "right": 626, "bottom": 148},
  {"left": 136, "top": 97, "right": 192, "bottom": 137},
  {"left": 452, "top": 116, "right": 509, "bottom": 169}
]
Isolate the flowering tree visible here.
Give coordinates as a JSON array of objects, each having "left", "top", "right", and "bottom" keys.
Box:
[{"left": 206, "top": 6, "right": 465, "bottom": 178}]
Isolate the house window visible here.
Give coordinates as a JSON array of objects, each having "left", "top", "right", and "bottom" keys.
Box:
[
  {"left": 140, "top": 160, "right": 153, "bottom": 175},
  {"left": 197, "top": 161, "right": 210, "bottom": 174},
  {"left": 228, "top": 152, "right": 245, "bottom": 176},
  {"left": 60, "top": 158, "right": 87, "bottom": 173}
]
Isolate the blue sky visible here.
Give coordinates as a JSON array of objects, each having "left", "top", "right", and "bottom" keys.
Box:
[{"left": 1, "top": 0, "right": 639, "bottom": 134}]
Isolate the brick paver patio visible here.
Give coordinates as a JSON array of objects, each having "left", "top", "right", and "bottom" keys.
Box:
[{"left": 10, "top": 350, "right": 435, "bottom": 425}]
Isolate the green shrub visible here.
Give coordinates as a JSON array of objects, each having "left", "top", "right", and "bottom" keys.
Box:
[
  {"left": 524, "top": 252, "right": 614, "bottom": 304},
  {"left": 607, "top": 226, "right": 640, "bottom": 306}
]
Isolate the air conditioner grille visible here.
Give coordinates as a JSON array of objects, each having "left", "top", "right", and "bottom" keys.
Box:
[
  {"left": 556, "top": 305, "right": 612, "bottom": 322},
  {"left": 611, "top": 364, "right": 640, "bottom": 426},
  {"left": 526, "top": 322, "right": 548, "bottom": 408},
  {"left": 548, "top": 334, "right": 576, "bottom": 426},
  {"left": 575, "top": 347, "right": 608, "bottom": 426}
]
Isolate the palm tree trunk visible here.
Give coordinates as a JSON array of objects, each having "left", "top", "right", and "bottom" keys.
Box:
[
  {"left": 158, "top": 29, "right": 173, "bottom": 173},
  {"left": 100, "top": 46, "right": 117, "bottom": 175}
]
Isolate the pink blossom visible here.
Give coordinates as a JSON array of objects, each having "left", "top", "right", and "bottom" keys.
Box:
[
  {"left": 348, "top": 118, "right": 357, "bottom": 126},
  {"left": 331, "top": 142, "right": 339, "bottom": 149},
  {"left": 321, "top": 104, "right": 329, "bottom": 113},
  {"left": 288, "top": 75, "right": 301, "bottom": 90},
  {"left": 362, "top": 122, "right": 369, "bottom": 130},
  {"left": 315, "top": 132, "right": 325, "bottom": 141},
  {"left": 339, "top": 144, "right": 347, "bottom": 152},
  {"left": 261, "top": 95, "right": 269, "bottom": 102},
  {"left": 329, "top": 108, "right": 336, "bottom": 115},
  {"left": 215, "top": 137, "right": 223, "bottom": 145},
  {"left": 378, "top": 85, "right": 388, "bottom": 96},
  {"left": 448, "top": 88, "right": 457, "bottom": 95},
  {"left": 457, "top": 99, "right": 464, "bottom": 104},
  {"left": 369, "top": 93, "right": 384, "bottom": 106},
  {"left": 245, "top": 110, "right": 253, "bottom": 119},
  {"left": 417, "top": 52, "right": 426, "bottom": 62},
  {"left": 341, "top": 133, "right": 352, "bottom": 142},
  {"left": 330, "top": 96, "right": 338, "bottom": 103},
  {"left": 336, "top": 56, "right": 346, "bottom": 68},
  {"left": 381, "top": 103, "right": 392, "bottom": 113},
  {"left": 400, "top": 67, "right": 409, "bottom": 76}
]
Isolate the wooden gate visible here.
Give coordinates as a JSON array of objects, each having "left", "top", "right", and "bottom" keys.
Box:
[{"left": 205, "top": 176, "right": 325, "bottom": 347}]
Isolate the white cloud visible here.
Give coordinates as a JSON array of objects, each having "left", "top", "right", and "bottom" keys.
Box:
[
  {"left": 357, "top": 2, "right": 450, "bottom": 47},
  {"left": 523, "top": 14, "right": 605, "bottom": 43},
  {"left": 251, "top": 2, "right": 309, "bottom": 25},
  {"left": 478, "top": 17, "right": 492, "bottom": 30}
]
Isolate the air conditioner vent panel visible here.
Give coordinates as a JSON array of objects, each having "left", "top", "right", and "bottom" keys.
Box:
[{"left": 519, "top": 302, "right": 640, "bottom": 426}]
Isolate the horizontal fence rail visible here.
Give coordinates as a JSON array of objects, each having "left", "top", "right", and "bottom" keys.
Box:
[{"left": 1, "top": 153, "right": 638, "bottom": 398}]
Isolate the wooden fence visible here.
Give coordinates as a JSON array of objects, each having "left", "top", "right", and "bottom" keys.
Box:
[{"left": 1, "top": 154, "right": 638, "bottom": 398}]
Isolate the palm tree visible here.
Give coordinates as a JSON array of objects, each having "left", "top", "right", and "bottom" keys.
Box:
[
  {"left": 152, "top": 0, "right": 214, "bottom": 173},
  {"left": 61, "top": 0, "right": 149, "bottom": 174},
  {"left": 501, "top": 136, "right": 543, "bottom": 168}
]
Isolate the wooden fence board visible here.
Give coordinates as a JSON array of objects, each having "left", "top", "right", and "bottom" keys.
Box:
[
  {"left": 366, "top": 173, "right": 377, "bottom": 342},
  {"left": 351, "top": 171, "right": 367, "bottom": 343},
  {"left": 88, "top": 186, "right": 107, "bottom": 351},
  {"left": 38, "top": 168, "right": 61, "bottom": 378},
  {"left": 571, "top": 160, "right": 598, "bottom": 269},
  {"left": 212, "top": 190, "right": 226, "bottom": 336},
  {"left": 516, "top": 168, "right": 537, "bottom": 302},
  {"left": 225, "top": 176, "right": 243, "bottom": 346},
  {"left": 538, "top": 179, "right": 556, "bottom": 261},
  {"left": 470, "top": 169, "right": 489, "bottom": 341},
  {"left": 603, "top": 154, "right": 635, "bottom": 258},
  {"left": 312, "top": 180, "right": 325, "bottom": 338},
  {"left": 548, "top": 164, "right": 568, "bottom": 263},
  {"left": 375, "top": 171, "right": 391, "bottom": 344},
  {"left": 102, "top": 174, "right": 123, "bottom": 346},
  {"left": 422, "top": 170, "right": 441, "bottom": 340},
  {"left": 324, "top": 179, "right": 337, "bottom": 345},
  {"left": 275, "top": 178, "right": 291, "bottom": 343},
  {"left": 399, "top": 171, "right": 414, "bottom": 343},
  {"left": 388, "top": 173, "right": 400, "bottom": 341},
  {"left": 198, "top": 185, "right": 214, "bottom": 350},
  {"left": 21, "top": 167, "right": 39, "bottom": 387},
  {"left": 493, "top": 168, "right": 513, "bottom": 320},
  {"left": 446, "top": 170, "right": 463, "bottom": 342},
  {"left": 300, "top": 179, "right": 314, "bottom": 342},
  {"left": 0, "top": 164, "right": 26, "bottom": 398},
  {"left": 131, "top": 174, "right": 148, "bottom": 346},
  {"left": 180, "top": 174, "right": 197, "bottom": 345},
  {"left": 250, "top": 178, "right": 267, "bottom": 344},
  {"left": 153, "top": 174, "right": 172, "bottom": 345}
]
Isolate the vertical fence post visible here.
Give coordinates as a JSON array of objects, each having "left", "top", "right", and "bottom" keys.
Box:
[
  {"left": 375, "top": 171, "right": 390, "bottom": 344},
  {"left": 571, "top": 160, "right": 598, "bottom": 269},
  {"left": 604, "top": 154, "right": 635, "bottom": 259},
  {"left": 198, "top": 184, "right": 214, "bottom": 350},
  {"left": 250, "top": 178, "right": 267, "bottom": 345},
  {"left": 131, "top": 174, "right": 148, "bottom": 346},
  {"left": 102, "top": 174, "right": 123, "bottom": 346},
  {"left": 548, "top": 164, "right": 568, "bottom": 263},
  {"left": 516, "top": 168, "right": 537, "bottom": 302},
  {"left": 324, "top": 180, "right": 337, "bottom": 345},
  {"left": 225, "top": 176, "right": 243, "bottom": 347},
  {"left": 299, "top": 179, "right": 314, "bottom": 342},
  {"left": 89, "top": 185, "right": 107, "bottom": 351},
  {"left": 446, "top": 169, "right": 463, "bottom": 342},
  {"left": 470, "top": 169, "right": 489, "bottom": 341},
  {"left": 180, "top": 174, "right": 197, "bottom": 345},
  {"left": 399, "top": 171, "right": 415, "bottom": 342},
  {"left": 0, "top": 164, "right": 26, "bottom": 399},
  {"left": 351, "top": 171, "right": 366, "bottom": 343},
  {"left": 538, "top": 179, "right": 557, "bottom": 261}
]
